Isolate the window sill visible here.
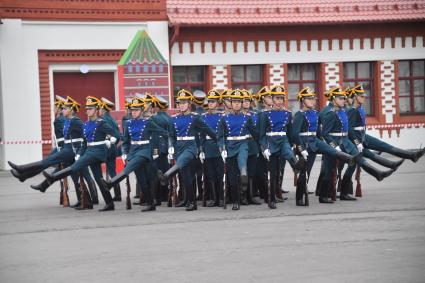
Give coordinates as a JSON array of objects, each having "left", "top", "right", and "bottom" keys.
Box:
[{"left": 395, "top": 114, "right": 425, "bottom": 124}]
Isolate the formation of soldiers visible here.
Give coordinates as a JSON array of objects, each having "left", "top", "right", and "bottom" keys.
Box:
[{"left": 8, "top": 84, "right": 425, "bottom": 212}]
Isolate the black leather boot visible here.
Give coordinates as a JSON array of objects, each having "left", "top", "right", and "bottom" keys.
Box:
[
  {"left": 141, "top": 204, "right": 156, "bottom": 212},
  {"left": 185, "top": 202, "right": 198, "bottom": 211},
  {"left": 87, "top": 179, "right": 99, "bottom": 204},
  {"left": 207, "top": 182, "right": 218, "bottom": 207},
  {"left": 70, "top": 183, "right": 82, "bottom": 208},
  {"left": 335, "top": 151, "right": 362, "bottom": 166},
  {"left": 240, "top": 175, "right": 249, "bottom": 205},
  {"left": 100, "top": 172, "right": 127, "bottom": 190},
  {"left": 319, "top": 179, "right": 334, "bottom": 203},
  {"left": 11, "top": 168, "right": 41, "bottom": 183},
  {"left": 98, "top": 202, "right": 114, "bottom": 212},
  {"left": 248, "top": 177, "right": 261, "bottom": 205},
  {"left": 361, "top": 161, "right": 394, "bottom": 181},
  {"left": 30, "top": 179, "right": 50, "bottom": 193},
  {"left": 8, "top": 160, "right": 44, "bottom": 174},
  {"left": 112, "top": 184, "right": 122, "bottom": 202},
  {"left": 157, "top": 165, "right": 180, "bottom": 186},
  {"left": 232, "top": 202, "right": 240, "bottom": 210},
  {"left": 389, "top": 147, "right": 425, "bottom": 162},
  {"left": 339, "top": 176, "right": 356, "bottom": 201},
  {"left": 43, "top": 167, "right": 73, "bottom": 185},
  {"left": 368, "top": 153, "right": 404, "bottom": 170}
]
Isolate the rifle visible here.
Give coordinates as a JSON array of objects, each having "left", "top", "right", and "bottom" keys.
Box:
[
  {"left": 355, "top": 164, "right": 362, "bottom": 197},
  {"left": 79, "top": 173, "right": 89, "bottom": 209},
  {"left": 331, "top": 162, "right": 337, "bottom": 202},
  {"left": 201, "top": 154, "right": 207, "bottom": 207},
  {"left": 61, "top": 163, "right": 70, "bottom": 207},
  {"left": 303, "top": 162, "right": 310, "bottom": 206},
  {"left": 222, "top": 145, "right": 227, "bottom": 209},
  {"left": 267, "top": 163, "right": 271, "bottom": 207},
  {"left": 125, "top": 163, "right": 132, "bottom": 210}
]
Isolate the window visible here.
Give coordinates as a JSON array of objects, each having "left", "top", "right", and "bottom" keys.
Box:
[
  {"left": 143, "top": 64, "right": 149, "bottom": 73},
  {"left": 398, "top": 60, "right": 425, "bottom": 115},
  {"left": 343, "top": 62, "right": 374, "bottom": 115},
  {"left": 135, "top": 65, "right": 140, "bottom": 73},
  {"left": 127, "top": 65, "right": 133, "bottom": 73},
  {"left": 172, "top": 66, "right": 206, "bottom": 107},
  {"left": 231, "top": 65, "right": 263, "bottom": 94},
  {"left": 287, "top": 63, "right": 319, "bottom": 112},
  {"left": 159, "top": 64, "right": 164, "bottom": 73},
  {"left": 152, "top": 64, "right": 157, "bottom": 73}
]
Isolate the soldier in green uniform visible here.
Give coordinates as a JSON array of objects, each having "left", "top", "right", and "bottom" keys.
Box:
[{"left": 99, "top": 97, "right": 121, "bottom": 202}]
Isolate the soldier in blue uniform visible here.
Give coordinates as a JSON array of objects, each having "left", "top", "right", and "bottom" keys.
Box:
[
  {"left": 259, "top": 85, "right": 305, "bottom": 209},
  {"left": 100, "top": 96, "right": 168, "bottom": 211},
  {"left": 43, "top": 96, "right": 118, "bottom": 211},
  {"left": 200, "top": 89, "right": 224, "bottom": 207},
  {"left": 347, "top": 84, "right": 425, "bottom": 164},
  {"left": 99, "top": 97, "right": 121, "bottom": 202},
  {"left": 158, "top": 89, "right": 217, "bottom": 211},
  {"left": 142, "top": 93, "right": 173, "bottom": 205},
  {"left": 241, "top": 89, "right": 262, "bottom": 205},
  {"left": 321, "top": 87, "right": 394, "bottom": 202},
  {"left": 292, "top": 87, "right": 362, "bottom": 206},
  {"left": 218, "top": 89, "right": 258, "bottom": 210}
]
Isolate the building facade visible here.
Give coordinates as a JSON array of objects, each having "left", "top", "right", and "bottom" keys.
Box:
[{"left": 0, "top": 0, "right": 424, "bottom": 169}]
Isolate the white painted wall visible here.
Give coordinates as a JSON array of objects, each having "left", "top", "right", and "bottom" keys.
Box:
[
  {"left": 171, "top": 37, "right": 425, "bottom": 65},
  {"left": 0, "top": 19, "right": 169, "bottom": 169},
  {"left": 367, "top": 127, "right": 425, "bottom": 150}
]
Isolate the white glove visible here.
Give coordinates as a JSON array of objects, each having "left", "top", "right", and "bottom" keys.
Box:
[
  {"left": 167, "top": 153, "right": 174, "bottom": 161},
  {"left": 110, "top": 136, "right": 117, "bottom": 144},
  {"left": 199, "top": 152, "right": 205, "bottom": 163},
  {"left": 153, "top": 153, "right": 159, "bottom": 160},
  {"left": 357, "top": 143, "right": 364, "bottom": 152},
  {"left": 121, "top": 154, "right": 127, "bottom": 161},
  {"left": 335, "top": 146, "right": 342, "bottom": 152},
  {"left": 221, "top": 150, "right": 227, "bottom": 162},
  {"left": 301, "top": 150, "right": 309, "bottom": 160},
  {"left": 168, "top": 147, "right": 175, "bottom": 155},
  {"left": 105, "top": 140, "right": 111, "bottom": 149},
  {"left": 75, "top": 154, "right": 80, "bottom": 161},
  {"left": 263, "top": 149, "right": 271, "bottom": 161}
]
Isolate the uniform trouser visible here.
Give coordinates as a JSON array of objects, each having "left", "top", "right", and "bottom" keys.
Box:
[
  {"left": 337, "top": 139, "right": 362, "bottom": 196},
  {"left": 227, "top": 156, "right": 240, "bottom": 203},
  {"left": 194, "top": 158, "right": 203, "bottom": 199},
  {"left": 154, "top": 153, "right": 170, "bottom": 201},
  {"left": 205, "top": 157, "right": 224, "bottom": 201},
  {"left": 70, "top": 153, "right": 112, "bottom": 204},
  {"left": 268, "top": 141, "right": 296, "bottom": 200},
  {"left": 106, "top": 146, "right": 120, "bottom": 197},
  {"left": 180, "top": 161, "right": 196, "bottom": 203},
  {"left": 133, "top": 166, "right": 154, "bottom": 205}
]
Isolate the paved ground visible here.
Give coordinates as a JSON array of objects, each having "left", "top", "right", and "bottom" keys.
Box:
[{"left": 0, "top": 156, "right": 425, "bottom": 283}]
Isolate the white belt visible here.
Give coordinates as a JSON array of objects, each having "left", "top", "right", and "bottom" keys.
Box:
[
  {"left": 299, "top": 132, "right": 316, "bottom": 136},
  {"left": 56, "top": 137, "right": 65, "bottom": 142},
  {"left": 87, "top": 141, "right": 107, "bottom": 146},
  {"left": 353, "top": 126, "right": 366, "bottom": 131},
  {"left": 329, "top": 132, "right": 348, "bottom": 137},
  {"left": 206, "top": 136, "right": 212, "bottom": 140},
  {"left": 266, "top": 132, "right": 286, "bottom": 137},
  {"left": 131, "top": 140, "right": 150, "bottom": 145},
  {"left": 227, "top": 135, "right": 250, "bottom": 141},
  {"left": 64, "top": 138, "right": 83, "bottom": 144},
  {"left": 177, "top": 136, "right": 195, "bottom": 141}
]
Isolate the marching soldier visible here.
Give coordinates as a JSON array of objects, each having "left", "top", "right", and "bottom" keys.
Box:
[
  {"left": 158, "top": 89, "right": 217, "bottom": 211},
  {"left": 321, "top": 87, "right": 394, "bottom": 201},
  {"left": 221, "top": 89, "right": 233, "bottom": 113},
  {"left": 143, "top": 93, "right": 173, "bottom": 205},
  {"left": 99, "top": 97, "right": 121, "bottom": 202},
  {"left": 241, "top": 90, "right": 261, "bottom": 205},
  {"left": 100, "top": 96, "right": 167, "bottom": 211},
  {"left": 9, "top": 96, "right": 94, "bottom": 206},
  {"left": 200, "top": 90, "right": 224, "bottom": 207},
  {"left": 347, "top": 84, "right": 425, "bottom": 163},
  {"left": 218, "top": 89, "right": 258, "bottom": 210},
  {"left": 259, "top": 85, "right": 305, "bottom": 209},
  {"left": 43, "top": 96, "right": 118, "bottom": 211},
  {"left": 292, "top": 87, "right": 361, "bottom": 206}
]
